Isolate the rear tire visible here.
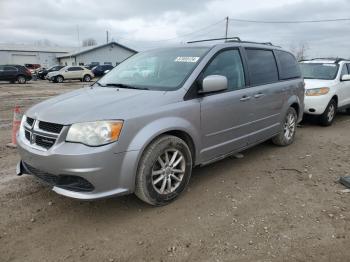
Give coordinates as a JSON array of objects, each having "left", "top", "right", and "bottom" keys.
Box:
[
  {"left": 83, "top": 74, "right": 91, "bottom": 82},
  {"left": 319, "top": 99, "right": 337, "bottom": 126},
  {"left": 272, "top": 107, "right": 297, "bottom": 146},
  {"left": 17, "top": 75, "right": 26, "bottom": 84},
  {"left": 135, "top": 135, "right": 192, "bottom": 206}
]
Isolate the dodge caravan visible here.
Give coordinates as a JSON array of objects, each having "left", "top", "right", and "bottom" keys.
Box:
[{"left": 16, "top": 39, "right": 304, "bottom": 205}]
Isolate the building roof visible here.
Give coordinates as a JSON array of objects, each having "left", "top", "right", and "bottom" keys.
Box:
[
  {"left": 57, "top": 41, "right": 137, "bottom": 58},
  {"left": 0, "top": 43, "right": 74, "bottom": 53}
]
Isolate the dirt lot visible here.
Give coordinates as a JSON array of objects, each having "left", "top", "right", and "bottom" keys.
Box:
[{"left": 0, "top": 80, "right": 350, "bottom": 262}]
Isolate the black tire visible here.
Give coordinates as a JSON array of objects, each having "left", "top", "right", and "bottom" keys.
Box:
[
  {"left": 272, "top": 107, "right": 297, "bottom": 146},
  {"left": 135, "top": 135, "right": 193, "bottom": 206},
  {"left": 55, "top": 75, "right": 64, "bottom": 83},
  {"left": 319, "top": 99, "right": 337, "bottom": 126},
  {"left": 17, "top": 75, "right": 26, "bottom": 84},
  {"left": 83, "top": 74, "right": 91, "bottom": 82}
]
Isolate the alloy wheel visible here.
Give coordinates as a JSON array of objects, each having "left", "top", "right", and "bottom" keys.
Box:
[
  {"left": 151, "top": 149, "right": 186, "bottom": 195},
  {"left": 284, "top": 112, "right": 296, "bottom": 141}
]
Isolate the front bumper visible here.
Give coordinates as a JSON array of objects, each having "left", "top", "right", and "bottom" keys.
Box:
[
  {"left": 303, "top": 95, "right": 331, "bottom": 115},
  {"left": 16, "top": 134, "right": 140, "bottom": 200}
]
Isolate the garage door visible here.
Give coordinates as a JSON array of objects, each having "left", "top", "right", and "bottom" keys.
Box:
[{"left": 11, "top": 54, "right": 38, "bottom": 65}]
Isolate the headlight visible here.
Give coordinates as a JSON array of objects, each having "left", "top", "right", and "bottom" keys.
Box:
[
  {"left": 305, "top": 87, "right": 330, "bottom": 96},
  {"left": 66, "top": 120, "right": 123, "bottom": 146},
  {"left": 19, "top": 115, "right": 26, "bottom": 139}
]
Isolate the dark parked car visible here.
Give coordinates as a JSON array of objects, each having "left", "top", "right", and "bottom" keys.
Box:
[
  {"left": 84, "top": 62, "right": 100, "bottom": 70},
  {"left": 0, "top": 65, "right": 32, "bottom": 84},
  {"left": 92, "top": 64, "right": 114, "bottom": 77},
  {"left": 37, "top": 65, "right": 65, "bottom": 80}
]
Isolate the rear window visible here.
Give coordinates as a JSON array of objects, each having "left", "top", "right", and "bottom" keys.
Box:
[
  {"left": 246, "top": 49, "right": 279, "bottom": 86},
  {"left": 275, "top": 51, "right": 301, "bottom": 79}
]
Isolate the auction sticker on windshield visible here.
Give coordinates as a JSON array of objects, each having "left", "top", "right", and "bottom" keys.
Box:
[{"left": 174, "top": 57, "right": 200, "bottom": 63}]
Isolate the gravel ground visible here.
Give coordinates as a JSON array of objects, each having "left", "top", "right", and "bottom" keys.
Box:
[{"left": 0, "top": 80, "right": 350, "bottom": 262}]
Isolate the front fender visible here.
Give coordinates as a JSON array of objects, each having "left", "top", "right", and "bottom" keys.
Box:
[{"left": 126, "top": 116, "right": 200, "bottom": 158}]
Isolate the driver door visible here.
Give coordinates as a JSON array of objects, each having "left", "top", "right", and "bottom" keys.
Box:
[
  {"left": 338, "top": 64, "right": 350, "bottom": 107},
  {"left": 199, "top": 49, "right": 256, "bottom": 163}
]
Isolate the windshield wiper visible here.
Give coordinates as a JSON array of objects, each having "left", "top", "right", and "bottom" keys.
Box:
[
  {"left": 94, "top": 81, "right": 106, "bottom": 87},
  {"left": 105, "top": 83, "right": 149, "bottom": 90}
]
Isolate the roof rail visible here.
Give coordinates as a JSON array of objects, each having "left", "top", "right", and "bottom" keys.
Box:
[
  {"left": 187, "top": 37, "right": 241, "bottom": 44},
  {"left": 310, "top": 57, "right": 347, "bottom": 63},
  {"left": 187, "top": 37, "right": 280, "bottom": 47}
]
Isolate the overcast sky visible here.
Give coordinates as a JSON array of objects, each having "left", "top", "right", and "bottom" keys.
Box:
[{"left": 1, "top": 0, "right": 350, "bottom": 58}]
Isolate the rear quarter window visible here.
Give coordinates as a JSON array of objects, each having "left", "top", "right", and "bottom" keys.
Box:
[
  {"left": 275, "top": 51, "right": 301, "bottom": 80},
  {"left": 245, "top": 49, "right": 279, "bottom": 86}
]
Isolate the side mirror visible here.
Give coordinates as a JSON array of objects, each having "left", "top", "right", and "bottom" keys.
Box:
[
  {"left": 341, "top": 74, "right": 350, "bottom": 81},
  {"left": 104, "top": 70, "right": 110, "bottom": 74},
  {"left": 201, "top": 75, "right": 228, "bottom": 93}
]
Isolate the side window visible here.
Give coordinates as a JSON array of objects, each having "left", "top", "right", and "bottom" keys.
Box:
[
  {"left": 202, "top": 49, "right": 245, "bottom": 91},
  {"left": 275, "top": 51, "right": 301, "bottom": 80},
  {"left": 347, "top": 64, "right": 350, "bottom": 73},
  {"left": 341, "top": 64, "right": 349, "bottom": 77},
  {"left": 4, "top": 66, "right": 17, "bottom": 71},
  {"left": 246, "top": 49, "right": 279, "bottom": 86},
  {"left": 67, "top": 67, "right": 75, "bottom": 71}
]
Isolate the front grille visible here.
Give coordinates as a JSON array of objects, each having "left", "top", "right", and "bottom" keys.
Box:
[
  {"left": 25, "top": 130, "right": 31, "bottom": 141},
  {"left": 38, "top": 121, "right": 63, "bottom": 134},
  {"left": 23, "top": 119, "right": 64, "bottom": 150},
  {"left": 22, "top": 162, "right": 94, "bottom": 192},
  {"left": 26, "top": 117, "right": 34, "bottom": 126},
  {"left": 35, "top": 136, "right": 56, "bottom": 149}
]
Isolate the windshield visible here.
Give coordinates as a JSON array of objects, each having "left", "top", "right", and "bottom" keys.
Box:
[
  {"left": 300, "top": 63, "right": 339, "bottom": 80},
  {"left": 98, "top": 47, "right": 210, "bottom": 91}
]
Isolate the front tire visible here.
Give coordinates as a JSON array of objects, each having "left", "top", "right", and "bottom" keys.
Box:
[
  {"left": 83, "top": 74, "right": 91, "bottom": 82},
  {"left": 55, "top": 75, "right": 64, "bottom": 83},
  {"left": 319, "top": 99, "right": 337, "bottom": 126},
  {"left": 272, "top": 107, "right": 297, "bottom": 146},
  {"left": 135, "top": 135, "right": 193, "bottom": 206}
]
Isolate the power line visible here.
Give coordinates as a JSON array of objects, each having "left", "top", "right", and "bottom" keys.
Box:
[
  {"left": 118, "top": 18, "right": 225, "bottom": 43},
  {"left": 229, "top": 18, "right": 350, "bottom": 24}
]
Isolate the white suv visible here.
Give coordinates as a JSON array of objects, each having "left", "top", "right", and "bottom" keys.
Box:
[
  {"left": 300, "top": 58, "right": 350, "bottom": 126},
  {"left": 47, "top": 66, "right": 94, "bottom": 83}
]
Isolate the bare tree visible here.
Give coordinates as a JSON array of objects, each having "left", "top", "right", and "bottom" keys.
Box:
[
  {"left": 290, "top": 42, "right": 309, "bottom": 61},
  {"left": 82, "top": 38, "right": 97, "bottom": 47}
]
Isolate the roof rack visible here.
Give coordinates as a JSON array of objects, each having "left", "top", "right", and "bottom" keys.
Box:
[
  {"left": 187, "top": 37, "right": 279, "bottom": 47},
  {"left": 310, "top": 57, "right": 347, "bottom": 63},
  {"left": 187, "top": 37, "right": 241, "bottom": 44}
]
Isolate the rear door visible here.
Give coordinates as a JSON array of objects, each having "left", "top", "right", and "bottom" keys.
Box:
[
  {"left": 199, "top": 48, "right": 256, "bottom": 163},
  {"left": 243, "top": 49, "right": 285, "bottom": 144}
]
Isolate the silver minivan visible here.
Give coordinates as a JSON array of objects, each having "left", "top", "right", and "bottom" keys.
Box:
[{"left": 17, "top": 39, "right": 304, "bottom": 205}]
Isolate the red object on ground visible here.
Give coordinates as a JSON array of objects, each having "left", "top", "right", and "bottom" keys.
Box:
[{"left": 11, "top": 106, "right": 22, "bottom": 145}]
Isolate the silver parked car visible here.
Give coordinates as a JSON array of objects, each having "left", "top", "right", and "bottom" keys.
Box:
[{"left": 16, "top": 39, "right": 304, "bottom": 205}]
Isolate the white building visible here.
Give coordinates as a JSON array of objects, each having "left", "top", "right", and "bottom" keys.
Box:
[
  {"left": 0, "top": 42, "right": 137, "bottom": 68},
  {"left": 57, "top": 42, "right": 137, "bottom": 66},
  {"left": 0, "top": 44, "right": 73, "bottom": 68}
]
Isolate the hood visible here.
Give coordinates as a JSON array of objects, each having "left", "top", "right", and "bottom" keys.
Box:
[
  {"left": 26, "top": 87, "right": 177, "bottom": 125},
  {"left": 304, "top": 79, "right": 338, "bottom": 90}
]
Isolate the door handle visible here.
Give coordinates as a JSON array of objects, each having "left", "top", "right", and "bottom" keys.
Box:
[
  {"left": 254, "top": 93, "right": 265, "bottom": 99},
  {"left": 240, "top": 95, "right": 251, "bottom": 102}
]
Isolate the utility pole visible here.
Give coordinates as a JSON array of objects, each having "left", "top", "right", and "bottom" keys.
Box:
[
  {"left": 225, "top": 16, "right": 229, "bottom": 40},
  {"left": 106, "top": 30, "right": 109, "bottom": 44}
]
